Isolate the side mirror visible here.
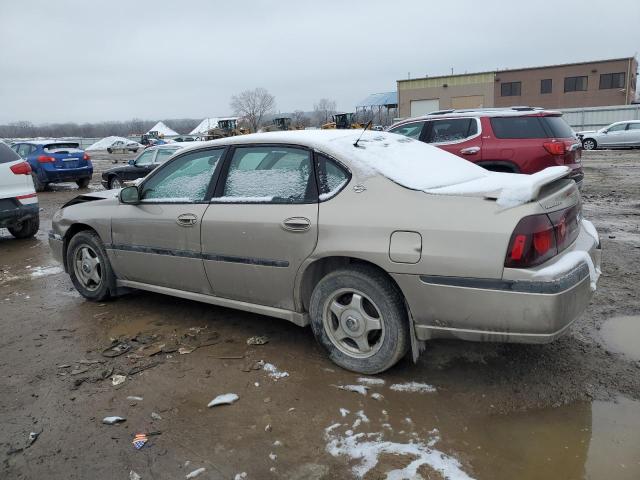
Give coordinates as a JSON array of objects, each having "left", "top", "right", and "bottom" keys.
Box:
[
  {"left": 128, "top": 159, "right": 135, "bottom": 165},
  {"left": 119, "top": 185, "right": 140, "bottom": 204}
]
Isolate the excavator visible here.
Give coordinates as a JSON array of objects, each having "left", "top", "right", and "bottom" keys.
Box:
[{"left": 321, "top": 113, "right": 368, "bottom": 130}]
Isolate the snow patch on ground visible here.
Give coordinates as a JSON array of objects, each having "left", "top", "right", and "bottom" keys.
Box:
[
  {"left": 389, "top": 382, "right": 437, "bottom": 393},
  {"left": 340, "top": 408, "right": 350, "bottom": 417},
  {"left": 357, "top": 377, "right": 385, "bottom": 386},
  {"left": 324, "top": 414, "right": 474, "bottom": 480},
  {"left": 335, "top": 384, "right": 369, "bottom": 395},
  {"left": 263, "top": 362, "right": 289, "bottom": 380},
  {"left": 30, "top": 265, "right": 64, "bottom": 278}
]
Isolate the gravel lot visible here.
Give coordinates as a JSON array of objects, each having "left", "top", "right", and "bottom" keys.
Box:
[{"left": 1, "top": 149, "right": 639, "bottom": 479}]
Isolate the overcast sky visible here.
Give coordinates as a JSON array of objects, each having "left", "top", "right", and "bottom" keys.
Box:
[{"left": 1, "top": 0, "right": 638, "bottom": 124}]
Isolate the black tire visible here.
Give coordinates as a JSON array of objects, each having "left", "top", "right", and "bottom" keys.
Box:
[
  {"left": 8, "top": 216, "right": 39, "bottom": 239},
  {"left": 66, "top": 230, "right": 116, "bottom": 301},
  {"left": 107, "top": 148, "right": 113, "bottom": 154},
  {"left": 309, "top": 265, "right": 409, "bottom": 374},
  {"left": 76, "top": 177, "right": 90, "bottom": 189},
  {"left": 582, "top": 138, "right": 597, "bottom": 150},
  {"left": 31, "top": 172, "right": 45, "bottom": 192},
  {"left": 108, "top": 176, "right": 123, "bottom": 189}
]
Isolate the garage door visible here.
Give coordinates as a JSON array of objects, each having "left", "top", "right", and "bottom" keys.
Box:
[
  {"left": 410, "top": 99, "right": 440, "bottom": 117},
  {"left": 451, "top": 95, "right": 485, "bottom": 109}
]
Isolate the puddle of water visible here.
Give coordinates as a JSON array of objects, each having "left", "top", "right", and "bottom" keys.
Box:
[{"left": 600, "top": 315, "right": 640, "bottom": 360}]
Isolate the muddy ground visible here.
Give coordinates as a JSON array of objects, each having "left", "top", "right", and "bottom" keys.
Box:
[{"left": 1, "top": 149, "right": 639, "bottom": 480}]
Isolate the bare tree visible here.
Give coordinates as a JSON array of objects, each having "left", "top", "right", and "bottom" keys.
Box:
[
  {"left": 291, "top": 110, "right": 310, "bottom": 129},
  {"left": 230, "top": 88, "right": 276, "bottom": 133},
  {"left": 313, "top": 98, "right": 337, "bottom": 126}
]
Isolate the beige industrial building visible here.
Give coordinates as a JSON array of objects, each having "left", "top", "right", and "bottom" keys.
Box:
[{"left": 397, "top": 57, "right": 638, "bottom": 118}]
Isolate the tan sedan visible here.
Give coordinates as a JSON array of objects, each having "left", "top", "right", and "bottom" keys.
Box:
[{"left": 49, "top": 131, "right": 601, "bottom": 373}]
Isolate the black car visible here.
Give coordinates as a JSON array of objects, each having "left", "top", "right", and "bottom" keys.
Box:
[{"left": 101, "top": 145, "right": 183, "bottom": 189}]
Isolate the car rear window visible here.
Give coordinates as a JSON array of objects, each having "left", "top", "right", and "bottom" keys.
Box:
[
  {"left": 0, "top": 142, "right": 21, "bottom": 164},
  {"left": 44, "top": 143, "right": 80, "bottom": 151},
  {"left": 490, "top": 116, "right": 575, "bottom": 139}
]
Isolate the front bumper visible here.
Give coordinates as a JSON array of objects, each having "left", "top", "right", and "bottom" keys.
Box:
[{"left": 394, "top": 227, "right": 601, "bottom": 344}]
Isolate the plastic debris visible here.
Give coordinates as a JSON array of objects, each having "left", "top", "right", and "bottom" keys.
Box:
[
  {"left": 273, "top": 440, "right": 282, "bottom": 447},
  {"left": 111, "top": 374, "right": 126, "bottom": 386},
  {"left": 269, "top": 452, "right": 277, "bottom": 461},
  {"left": 102, "top": 416, "right": 126, "bottom": 425},
  {"left": 185, "top": 467, "right": 206, "bottom": 479},
  {"left": 247, "top": 335, "right": 269, "bottom": 345},
  {"left": 263, "top": 362, "right": 289, "bottom": 380},
  {"left": 101, "top": 341, "right": 131, "bottom": 358},
  {"left": 132, "top": 433, "right": 148, "bottom": 449},
  {"left": 151, "top": 412, "right": 162, "bottom": 420},
  {"left": 127, "top": 396, "right": 144, "bottom": 401},
  {"left": 207, "top": 393, "right": 239, "bottom": 407},
  {"left": 371, "top": 392, "right": 385, "bottom": 401},
  {"left": 265, "top": 424, "right": 272, "bottom": 432},
  {"left": 130, "top": 471, "right": 141, "bottom": 480},
  {"left": 334, "top": 384, "right": 369, "bottom": 395},
  {"left": 28, "top": 431, "right": 39, "bottom": 446}
]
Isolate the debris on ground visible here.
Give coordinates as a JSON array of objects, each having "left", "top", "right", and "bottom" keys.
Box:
[
  {"left": 207, "top": 393, "right": 239, "bottom": 407},
  {"left": 242, "top": 359, "right": 265, "bottom": 372},
  {"left": 234, "top": 473, "right": 247, "bottom": 480},
  {"left": 111, "top": 374, "right": 126, "bottom": 386},
  {"left": 128, "top": 361, "right": 162, "bottom": 376},
  {"left": 127, "top": 396, "right": 144, "bottom": 401},
  {"left": 7, "top": 431, "right": 41, "bottom": 455},
  {"left": 265, "top": 424, "right": 272, "bottom": 432},
  {"left": 132, "top": 433, "right": 148, "bottom": 450},
  {"left": 273, "top": 440, "right": 282, "bottom": 447},
  {"left": 185, "top": 467, "right": 206, "bottom": 478},
  {"left": 269, "top": 452, "right": 277, "bottom": 461},
  {"left": 178, "top": 347, "right": 195, "bottom": 355},
  {"left": 370, "top": 392, "right": 385, "bottom": 401},
  {"left": 151, "top": 412, "right": 162, "bottom": 420},
  {"left": 333, "top": 384, "right": 369, "bottom": 395},
  {"left": 247, "top": 335, "right": 269, "bottom": 345},
  {"left": 339, "top": 408, "right": 350, "bottom": 417},
  {"left": 102, "top": 416, "right": 126, "bottom": 425},
  {"left": 129, "top": 471, "right": 141, "bottom": 480},
  {"left": 101, "top": 341, "right": 131, "bottom": 358},
  {"left": 262, "top": 362, "right": 289, "bottom": 380}
]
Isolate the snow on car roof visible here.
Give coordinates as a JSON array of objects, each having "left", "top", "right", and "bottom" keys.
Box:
[{"left": 16, "top": 139, "right": 81, "bottom": 145}]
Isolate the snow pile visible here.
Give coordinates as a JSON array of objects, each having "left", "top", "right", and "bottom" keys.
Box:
[
  {"left": 189, "top": 117, "right": 238, "bottom": 135},
  {"left": 389, "top": 382, "right": 437, "bottom": 393},
  {"left": 86, "top": 136, "right": 140, "bottom": 151},
  {"left": 324, "top": 414, "right": 474, "bottom": 480},
  {"left": 147, "top": 121, "right": 178, "bottom": 137}
]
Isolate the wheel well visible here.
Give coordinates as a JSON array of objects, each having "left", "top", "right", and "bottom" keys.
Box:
[
  {"left": 62, "top": 224, "right": 97, "bottom": 272},
  {"left": 298, "top": 256, "right": 404, "bottom": 313}
]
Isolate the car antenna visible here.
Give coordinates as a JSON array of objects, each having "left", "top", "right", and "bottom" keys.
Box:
[{"left": 353, "top": 121, "right": 373, "bottom": 148}]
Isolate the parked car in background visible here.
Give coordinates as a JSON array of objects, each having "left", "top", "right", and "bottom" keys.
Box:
[
  {"left": 0, "top": 140, "right": 39, "bottom": 238},
  {"left": 107, "top": 140, "right": 140, "bottom": 154},
  {"left": 50, "top": 131, "right": 600, "bottom": 373},
  {"left": 576, "top": 120, "right": 640, "bottom": 150},
  {"left": 101, "top": 144, "right": 188, "bottom": 189},
  {"left": 10, "top": 140, "right": 93, "bottom": 191},
  {"left": 387, "top": 107, "right": 583, "bottom": 185}
]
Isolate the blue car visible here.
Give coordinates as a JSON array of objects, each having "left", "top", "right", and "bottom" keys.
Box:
[{"left": 11, "top": 140, "right": 93, "bottom": 191}]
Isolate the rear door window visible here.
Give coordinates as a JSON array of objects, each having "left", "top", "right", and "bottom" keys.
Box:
[
  {"left": 218, "top": 146, "right": 314, "bottom": 203},
  {"left": 490, "top": 116, "right": 548, "bottom": 139},
  {"left": 388, "top": 121, "right": 426, "bottom": 139},
  {"left": 424, "top": 118, "right": 476, "bottom": 143},
  {"left": 0, "top": 142, "right": 22, "bottom": 164}
]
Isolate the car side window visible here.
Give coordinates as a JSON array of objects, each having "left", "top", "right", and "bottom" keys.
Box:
[
  {"left": 218, "top": 146, "right": 314, "bottom": 203},
  {"left": 316, "top": 154, "right": 350, "bottom": 201},
  {"left": 155, "top": 148, "right": 177, "bottom": 164},
  {"left": 388, "top": 122, "right": 425, "bottom": 139},
  {"left": 424, "top": 118, "right": 475, "bottom": 143},
  {"left": 141, "top": 148, "right": 224, "bottom": 203},
  {"left": 628, "top": 123, "right": 640, "bottom": 130},
  {"left": 135, "top": 150, "right": 156, "bottom": 165},
  {"left": 607, "top": 123, "right": 627, "bottom": 132}
]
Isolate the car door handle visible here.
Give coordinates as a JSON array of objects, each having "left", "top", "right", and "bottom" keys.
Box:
[
  {"left": 460, "top": 146, "right": 480, "bottom": 155},
  {"left": 176, "top": 213, "right": 198, "bottom": 227},
  {"left": 282, "top": 217, "right": 311, "bottom": 232}
]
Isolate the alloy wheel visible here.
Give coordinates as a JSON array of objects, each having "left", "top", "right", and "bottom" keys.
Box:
[
  {"left": 583, "top": 139, "right": 596, "bottom": 150},
  {"left": 74, "top": 245, "right": 102, "bottom": 291}
]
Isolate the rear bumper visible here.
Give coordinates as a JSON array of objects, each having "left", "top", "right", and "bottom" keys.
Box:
[
  {"left": 41, "top": 166, "right": 93, "bottom": 182},
  {"left": 394, "top": 226, "right": 601, "bottom": 344},
  {"left": 0, "top": 200, "right": 39, "bottom": 228}
]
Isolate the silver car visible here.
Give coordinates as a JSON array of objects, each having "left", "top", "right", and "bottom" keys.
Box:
[
  {"left": 49, "top": 131, "right": 601, "bottom": 373},
  {"left": 578, "top": 120, "right": 640, "bottom": 150}
]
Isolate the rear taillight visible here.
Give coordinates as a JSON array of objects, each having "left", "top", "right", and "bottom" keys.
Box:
[
  {"left": 543, "top": 141, "right": 566, "bottom": 156},
  {"left": 505, "top": 204, "right": 581, "bottom": 268},
  {"left": 83, "top": 153, "right": 90, "bottom": 161},
  {"left": 37, "top": 155, "right": 55, "bottom": 163},
  {"left": 10, "top": 161, "right": 32, "bottom": 175}
]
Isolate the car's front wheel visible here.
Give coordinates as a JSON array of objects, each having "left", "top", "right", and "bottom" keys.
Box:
[
  {"left": 582, "top": 138, "right": 597, "bottom": 150},
  {"left": 310, "top": 265, "right": 409, "bottom": 374},
  {"left": 67, "top": 230, "right": 115, "bottom": 301},
  {"left": 8, "top": 216, "right": 39, "bottom": 239}
]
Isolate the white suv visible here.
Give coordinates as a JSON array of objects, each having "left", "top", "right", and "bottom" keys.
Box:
[{"left": 0, "top": 140, "right": 39, "bottom": 238}]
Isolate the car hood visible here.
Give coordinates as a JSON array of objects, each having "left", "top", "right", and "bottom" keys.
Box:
[
  {"left": 576, "top": 130, "right": 599, "bottom": 136},
  {"left": 62, "top": 189, "right": 118, "bottom": 208}
]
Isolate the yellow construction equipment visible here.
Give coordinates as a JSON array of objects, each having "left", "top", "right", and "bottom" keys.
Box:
[{"left": 321, "top": 113, "right": 368, "bottom": 130}]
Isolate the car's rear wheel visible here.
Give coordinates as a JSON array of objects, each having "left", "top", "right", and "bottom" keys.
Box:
[
  {"left": 8, "top": 216, "right": 39, "bottom": 239},
  {"left": 76, "top": 178, "right": 90, "bottom": 189},
  {"left": 582, "top": 138, "right": 597, "bottom": 150},
  {"left": 31, "top": 173, "right": 45, "bottom": 192},
  {"left": 310, "top": 265, "right": 409, "bottom": 374},
  {"left": 109, "top": 176, "right": 122, "bottom": 189},
  {"left": 67, "top": 230, "right": 115, "bottom": 301}
]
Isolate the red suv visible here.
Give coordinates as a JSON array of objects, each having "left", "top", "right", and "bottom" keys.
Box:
[{"left": 387, "top": 108, "right": 583, "bottom": 185}]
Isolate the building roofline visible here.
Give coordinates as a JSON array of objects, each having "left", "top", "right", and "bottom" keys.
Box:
[{"left": 397, "top": 56, "right": 637, "bottom": 84}]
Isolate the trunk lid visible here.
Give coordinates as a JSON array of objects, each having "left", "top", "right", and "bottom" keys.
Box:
[{"left": 44, "top": 143, "right": 86, "bottom": 169}]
